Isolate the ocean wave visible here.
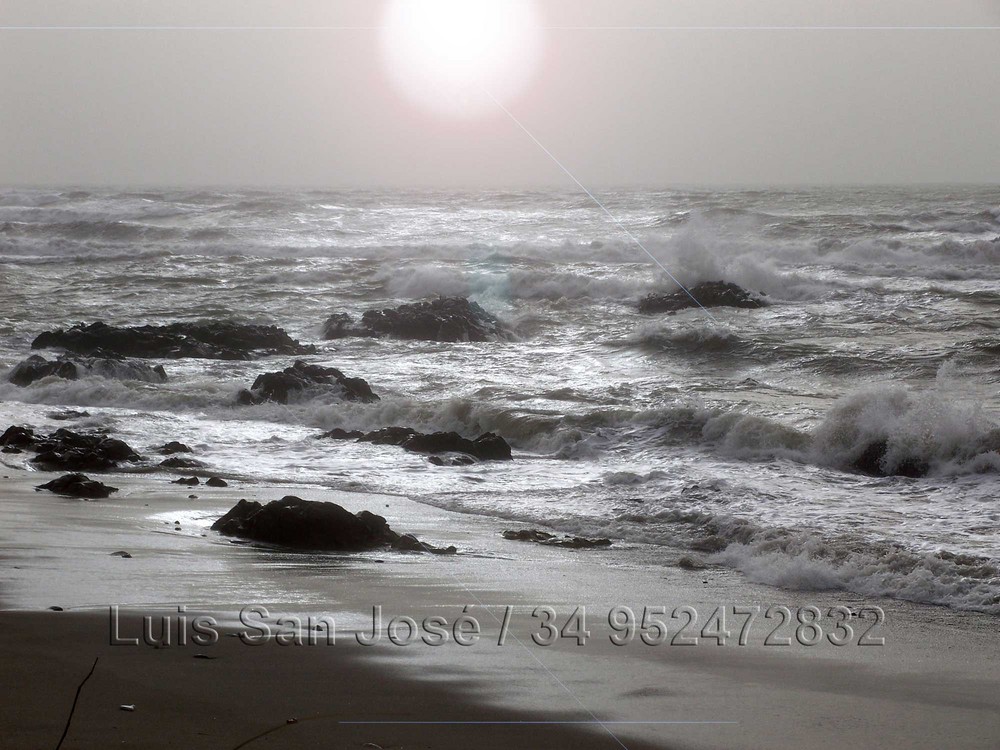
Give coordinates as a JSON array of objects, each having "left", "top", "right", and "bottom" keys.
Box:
[
  {"left": 712, "top": 530, "right": 1000, "bottom": 614},
  {"left": 421, "top": 486, "right": 1000, "bottom": 614},
  {"left": 3, "top": 360, "right": 996, "bottom": 478},
  {"left": 810, "top": 385, "right": 1000, "bottom": 476},
  {"left": 378, "top": 264, "right": 647, "bottom": 302},
  {"left": 624, "top": 322, "right": 749, "bottom": 354}
]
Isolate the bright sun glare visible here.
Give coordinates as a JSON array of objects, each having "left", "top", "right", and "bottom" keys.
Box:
[{"left": 380, "top": 0, "right": 543, "bottom": 118}]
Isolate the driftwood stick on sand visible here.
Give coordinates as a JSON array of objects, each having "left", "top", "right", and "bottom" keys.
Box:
[{"left": 54, "top": 656, "right": 99, "bottom": 750}]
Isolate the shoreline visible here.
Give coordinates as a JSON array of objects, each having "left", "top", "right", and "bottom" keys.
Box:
[{"left": 2, "top": 468, "right": 999, "bottom": 748}]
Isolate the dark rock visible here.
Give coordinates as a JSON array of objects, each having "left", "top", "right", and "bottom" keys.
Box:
[
  {"left": 158, "top": 441, "right": 192, "bottom": 455},
  {"left": 502, "top": 529, "right": 612, "bottom": 549},
  {"left": 212, "top": 496, "right": 451, "bottom": 553},
  {"left": 36, "top": 473, "right": 118, "bottom": 499},
  {"left": 1, "top": 447, "right": 22, "bottom": 454},
  {"left": 8, "top": 353, "right": 168, "bottom": 387},
  {"left": 0, "top": 425, "right": 36, "bottom": 448},
  {"left": 206, "top": 477, "right": 228, "bottom": 487},
  {"left": 358, "top": 427, "right": 419, "bottom": 446},
  {"left": 239, "top": 360, "right": 378, "bottom": 405},
  {"left": 323, "top": 297, "right": 509, "bottom": 342},
  {"left": 639, "top": 281, "right": 766, "bottom": 314},
  {"left": 172, "top": 476, "right": 200, "bottom": 486},
  {"left": 391, "top": 533, "right": 457, "bottom": 555},
  {"left": 401, "top": 431, "right": 513, "bottom": 461},
  {"left": 321, "top": 312, "right": 367, "bottom": 340},
  {"left": 160, "top": 456, "right": 206, "bottom": 469},
  {"left": 318, "top": 428, "right": 365, "bottom": 440},
  {"left": 30, "top": 429, "right": 140, "bottom": 472},
  {"left": 9, "top": 355, "right": 76, "bottom": 386},
  {"left": 32, "top": 321, "right": 314, "bottom": 360},
  {"left": 110, "top": 550, "right": 132, "bottom": 558},
  {"left": 466, "top": 432, "right": 513, "bottom": 461}
]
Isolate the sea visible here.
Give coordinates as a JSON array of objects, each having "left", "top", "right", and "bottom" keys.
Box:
[{"left": 1, "top": 186, "right": 999, "bottom": 613}]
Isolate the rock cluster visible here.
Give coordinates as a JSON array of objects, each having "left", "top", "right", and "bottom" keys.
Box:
[
  {"left": 32, "top": 320, "right": 314, "bottom": 360},
  {"left": 1, "top": 426, "right": 140, "bottom": 471}
]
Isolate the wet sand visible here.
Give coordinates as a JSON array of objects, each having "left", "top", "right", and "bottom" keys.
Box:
[{"left": 1, "top": 469, "right": 998, "bottom": 749}]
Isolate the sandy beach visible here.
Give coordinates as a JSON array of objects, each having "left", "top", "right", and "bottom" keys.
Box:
[{"left": 2, "top": 468, "right": 998, "bottom": 749}]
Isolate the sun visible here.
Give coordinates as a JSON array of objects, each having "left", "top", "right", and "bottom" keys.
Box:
[{"left": 379, "top": 0, "right": 543, "bottom": 118}]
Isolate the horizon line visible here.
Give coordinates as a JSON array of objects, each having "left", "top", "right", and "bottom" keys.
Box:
[{"left": 2, "top": 25, "right": 999, "bottom": 32}]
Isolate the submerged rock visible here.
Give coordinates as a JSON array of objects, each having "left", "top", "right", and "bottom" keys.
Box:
[
  {"left": 321, "top": 426, "right": 513, "bottom": 461},
  {"left": 32, "top": 320, "right": 314, "bottom": 360},
  {"left": 323, "top": 297, "right": 509, "bottom": 342},
  {"left": 639, "top": 281, "right": 766, "bottom": 314},
  {"left": 158, "top": 441, "right": 192, "bottom": 455},
  {"left": 8, "top": 353, "right": 167, "bottom": 387},
  {"left": 212, "top": 496, "right": 455, "bottom": 554},
  {"left": 36, "top": 473, "right": 119, "bottom": 499},
  {"left": 237, "top": 360, "right": 378, "bottom": 405},
  {"left": 428, "top": 454, "right": 476, "bottom": 467},
  {"left": 502, "top": 529, "right": 612, "bottom": 549},
  {"left": 401, "top": 431, "right": 512, "bottom": 461},
  {"left": 172, "top": 476, "right": 200, "bottom": 486},
  {"left": 318, "top": 428, "right": 364, "bottom": 440},
  {"left": 46, "top": 410, "right": 91, "bottom": 422},
  {"left": 30, "top": 429, "right": 140, "bottom": 472},
  {"left": 849, "top": 440, "right": 930, "bottom": 478}
]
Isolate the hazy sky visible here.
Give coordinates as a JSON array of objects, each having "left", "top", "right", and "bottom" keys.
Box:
[{"left": 2, "top": 0, "right": 998, "bottom": 187}]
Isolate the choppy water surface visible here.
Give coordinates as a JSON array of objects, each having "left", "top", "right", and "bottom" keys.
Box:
[{"left": 2, "top": 186, "right": 999, "bottom": 613}]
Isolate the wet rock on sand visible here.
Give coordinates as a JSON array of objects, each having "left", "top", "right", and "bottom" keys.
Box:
[
  {"left": 323, "top": 297, "right": 509, "bottom": 342},
  {"left": 212, "top": 496, "right": 456, "bottom": 554},
  {"left": 639, "top": 281, "right": 766, "bottom": 313},
  {"left": 32, "top": 320, "right": 314, "bottom": 360},
  {"left": 502, "top": 529, "right": 612, "bottom": 549},
  {"left": 160, "top": 456, "right": 206, "bottom": 469},
  {"left": 36, "top": 473, "right": 119, "bottom": 499},
  {"left": 237, "top": 360, "right": 378, "bottom": 405}
]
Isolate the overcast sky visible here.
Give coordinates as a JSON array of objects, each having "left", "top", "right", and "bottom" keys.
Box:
[{"left": 2, "top": 0, "right": 998, "bottom": 187}]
